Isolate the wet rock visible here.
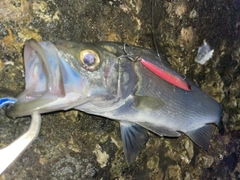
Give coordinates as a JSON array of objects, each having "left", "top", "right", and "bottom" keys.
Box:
[{"left": 165, "top": 165, "right": 182, "bottom": 180}]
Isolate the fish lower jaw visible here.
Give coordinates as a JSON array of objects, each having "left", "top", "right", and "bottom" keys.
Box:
[{"left": 6, "top": 92, "right": 83, "bottom": 118}]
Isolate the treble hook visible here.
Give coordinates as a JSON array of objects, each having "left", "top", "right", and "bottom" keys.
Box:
[{"left": 118, "top": 43, "right": 142, "bottom": 63}]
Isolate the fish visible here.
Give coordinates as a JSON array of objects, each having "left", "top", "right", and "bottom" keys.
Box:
[{"left": 6, "top": 39, "right": 222, "bottom": 164}]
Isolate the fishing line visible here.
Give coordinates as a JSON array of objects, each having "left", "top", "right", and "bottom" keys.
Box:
[{"left": 151, "top": 0, "right": 161, "bottom": 61}]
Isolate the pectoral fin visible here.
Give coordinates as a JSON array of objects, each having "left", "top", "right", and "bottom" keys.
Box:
[
  {"left": 133, "top": 96, "right": 165, "bottom": 111},
  {"left": 120, "top": 122, "right": 148, "bottom": 164},
  {"left": 185, "top": 124, "right": 215, "bottom": 151}
]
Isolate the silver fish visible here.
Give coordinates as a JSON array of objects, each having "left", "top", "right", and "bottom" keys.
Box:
[{"left": 6, "top": 39, "right": 222, "bottom": 164}]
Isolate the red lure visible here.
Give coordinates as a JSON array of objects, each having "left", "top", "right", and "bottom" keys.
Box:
[{"left": 140, "top": 59, "right": 191, "bottom": 91}]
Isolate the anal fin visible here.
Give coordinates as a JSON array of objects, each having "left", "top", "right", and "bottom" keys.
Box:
[
  {"left": 120, "top": 122, "right": 148, "bottom": 164},
  {"left": 185, "top": 124, "right": 215, "bottom": 151}
]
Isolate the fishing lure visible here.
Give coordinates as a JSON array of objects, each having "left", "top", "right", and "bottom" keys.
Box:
[{"left": 0, "top": 97, "right": 17, "bottom": 108}]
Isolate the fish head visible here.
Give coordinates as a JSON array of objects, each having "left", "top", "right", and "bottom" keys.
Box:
[{"left": 6, "top": 40, "right": 125, "bottom": 117}]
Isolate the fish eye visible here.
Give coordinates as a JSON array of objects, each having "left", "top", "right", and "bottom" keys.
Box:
[{"left": 79, "top": 49, "right": 100, "bottom": 71}]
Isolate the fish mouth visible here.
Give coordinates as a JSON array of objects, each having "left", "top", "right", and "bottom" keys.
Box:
[{"left": 6, "top": 39, "right": 84, "bottom": 118}]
